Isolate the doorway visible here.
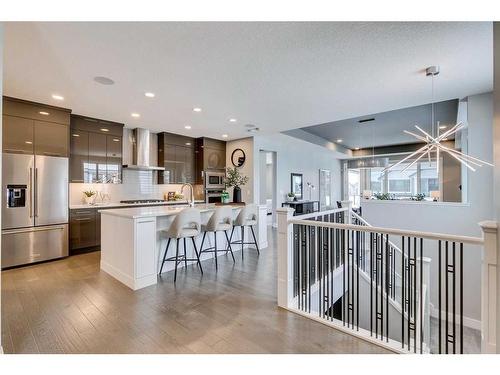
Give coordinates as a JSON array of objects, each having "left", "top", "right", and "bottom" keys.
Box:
[{"left": 259, "top": 150, "right": 277, "bottom": 226}]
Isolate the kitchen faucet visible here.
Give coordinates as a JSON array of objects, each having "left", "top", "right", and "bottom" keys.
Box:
[{"left": 181, "top": 183, "right": 195, "bottom": 207}]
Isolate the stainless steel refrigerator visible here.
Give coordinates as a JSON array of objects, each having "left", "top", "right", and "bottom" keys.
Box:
[{"left": 2, "top": 153, "right": 69, "bottom": 268}]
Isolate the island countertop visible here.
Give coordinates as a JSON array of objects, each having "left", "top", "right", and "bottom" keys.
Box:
[{"left": 99, "top": 203, "right": 242, "bottom": 219}]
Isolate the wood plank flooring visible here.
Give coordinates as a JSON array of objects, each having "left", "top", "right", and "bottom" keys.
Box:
[{"left": 1, "top": 227, "right": 389, "bottom": 354}]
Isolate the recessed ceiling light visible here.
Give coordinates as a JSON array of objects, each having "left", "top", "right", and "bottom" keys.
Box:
[
  {"left": 131, "top": 113, "right": 140, "bottom": 118},
  {"left": 94, "top": 76, "right": 115, "bottom": 85},
  {"left": 193, "top": 107, "right": 202, "bottom": 112},
  {"left": 229, "top": 118, "right": 237, "bottom": 123},
  {"left": 52, "top": 94, "right": 64, "bottom": 101},
  {"left": 222, "top": 134, "right": 228, "bottom": 138},
  {"left": 144, "top": 92, "right": 155, "bottom": 98},
  {"left": 439, "top": 125, "right": 447, "bottom": 129},
  {"left": 184, "top": 126, "right": 192, "bottom": 130},
  {"left": 39, "top": 111, "right": 50, "bottom": 116},
  {"left": 100, "top": 128, "right": 109, "bottom": 132},
  {"left": 337, "top": 139, "right": 343, "bottom": 143},
  {"left": 354, "top": 147, "right": 360, "bottom": 150},
  {"left": 72, "top": 134, "right": 80, "bottom": 137}
]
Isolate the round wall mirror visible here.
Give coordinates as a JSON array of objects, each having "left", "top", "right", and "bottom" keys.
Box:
[{"left": 231, "top": 148, "right": 246, "bottom": 167}]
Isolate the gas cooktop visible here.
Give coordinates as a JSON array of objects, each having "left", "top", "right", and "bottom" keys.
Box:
[{"left": 120, "top": 199, "right": 167, "bottom": 204}]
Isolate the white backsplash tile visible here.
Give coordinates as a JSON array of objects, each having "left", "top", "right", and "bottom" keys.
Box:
[{"left": 70, "top": 169, "right": 203, "bottom": 205}]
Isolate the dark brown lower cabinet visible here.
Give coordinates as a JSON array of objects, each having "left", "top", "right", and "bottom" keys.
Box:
[{"left": 69, "top": 208, "right": 99, "bottom": 253}]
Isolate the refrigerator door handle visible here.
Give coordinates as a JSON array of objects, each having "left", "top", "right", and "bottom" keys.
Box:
[
  {"left": 29, "top": 167, "right": 33, "bottom": 218},
  {"left": 34, "top": 167, "right": 38, "bottom": 217}
]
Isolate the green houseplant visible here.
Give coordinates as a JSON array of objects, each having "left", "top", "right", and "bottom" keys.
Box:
[
  {"left": 83, "top": 190, "right": 96, "bottom": 205},
  {"left": 225, "top": 167, "right": 249, "bottom": 203}
]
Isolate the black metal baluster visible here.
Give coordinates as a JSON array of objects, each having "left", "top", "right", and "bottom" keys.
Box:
[
  {"left": 438, "top": 240, "right": 442, "bottom": 354},
  {"left": 342, "top": 228, "right": 346, "bottom": 326},
  {"left": 401, "top": 236, "right": 405, "bottom": 349},
  {"left": 445, "top": 241, "right": 449, "bottom": 354},
  {"left": 460, "top": 242, "right": 464, "bottom": 354},
  {"left": 350, "top": 229, "right": 354, "bottom": 328},
  {"left": 297, "top": 224, "right": 301, "bottom": 311},
  {"left": 452, "top": 242, "right": 456, "bottom": 354},
  {"left": 375, "top": 234, "right": 379, "bottom": 338},
  {"left": 407, "top": 236, "right": 411, "bottom": 351},
  {"left": 413, "top": 237, "right": 417, "bottom": 353},
  {"left": 318, "top": 221, "right": 323, "bottom": 318},
  {"left": 386, "top": 234, "right": 389, "bottom": 342},
  {"left": 356, "top": 229, "right": 360, "bottom": 330},
  {"left": 370, "top": 232, "right": 374, "bottom": 336},
  {"left": 308, "top": 226, "right": 311, "bottom": 313},
  {"left": 420, "top": 238, "right": 423, "bottom": 354}
]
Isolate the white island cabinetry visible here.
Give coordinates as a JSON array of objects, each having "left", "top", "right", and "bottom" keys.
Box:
[{"left": 100, "top": 204, "right": 268, "bottom": 290}]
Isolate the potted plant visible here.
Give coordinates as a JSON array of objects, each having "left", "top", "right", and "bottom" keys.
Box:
[
  {"left": 225, "top": 167, "right": 249, "bottom": 203},
  {"left": 83, "top": 190, "right": 96, "bottom": 205},
  {"left": 286, "top": 192, "right": 295, "bottom": 202}
]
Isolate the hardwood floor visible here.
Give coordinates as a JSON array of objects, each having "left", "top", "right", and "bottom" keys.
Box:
[{"left": 1, "top": 227, "right": 389, "bottom": 354}]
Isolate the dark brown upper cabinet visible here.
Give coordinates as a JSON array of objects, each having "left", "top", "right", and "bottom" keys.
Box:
[
  {"left": 69, "top": 115, "right": 124, "bottom": 183},
  {"left": 2, "top": 97, "right": 70, "bottom": 157},
  {"left": 157, "top": 132, "right": 195, "bottom": 184},
  {"left": 194, "top": 137, "right": 226, "bottom": 184}
]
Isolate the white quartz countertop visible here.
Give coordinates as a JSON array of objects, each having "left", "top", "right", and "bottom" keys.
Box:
[
  {"left": 70, "top": 200, "right": 205, "bottom": 210},
  {"left": 99, "top": 204, "right": 243, "bottom": 219}
]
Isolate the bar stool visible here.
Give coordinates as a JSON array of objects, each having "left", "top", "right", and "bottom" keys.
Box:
[
  {"left": 159, "top": 207, "right": 203, "bottom": 282},
  {"left": 228, "top": 203, "right": 259, "bottom": 258},
  {"left": 199, "top": 206, "right": 235, "bottom": 270}
]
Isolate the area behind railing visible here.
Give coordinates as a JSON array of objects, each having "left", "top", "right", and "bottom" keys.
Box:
[{"left": 276, "top": 203, "right": 498, "bottom": 354}]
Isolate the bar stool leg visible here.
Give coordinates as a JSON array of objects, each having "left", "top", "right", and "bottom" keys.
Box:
[
  {"left": 159, "top": 238, "right": 171, "bottom": 275},
  {"left": 174, "top": 239, "right": 180, "bottom": 282},
  {"left": 226, "top": 227, "right": 235, "bottom": 251},
  {"left": 191, "top": 237, "right": 203, "bottom": 274},
  {"left": 250, "top": 225, "right": 260, "bottom": 255},
  {"left": 241, "top": 226, "right": 244, "bottom": 258},
  {"left": 214, "top": 231, "right": 218, "bottom": 270},
  {"left": 200, "top": 232, "right": 207, "bottom": 254},
  {"left": 183, "top": 238, "right": 188, "bottom": 269},
  {"left": 225, "top": 230, "right": 235, "bottom": 263}
]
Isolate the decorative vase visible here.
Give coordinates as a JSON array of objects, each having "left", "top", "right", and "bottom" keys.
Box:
[
  {"left": 84, "top": 195, "right": 95, "bottom": 205},
  {"left": 286, "top": 196, "right": 294, "bottom": 202},
  {"left": 233, "top": 186, "right": 242, "bottom": 203}
]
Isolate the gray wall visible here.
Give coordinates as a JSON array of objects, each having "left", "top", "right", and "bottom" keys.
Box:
[
  {"left": 494, "top": 22, "right": 500, "bottom": 351},
  {"left": 362, "top": 92, "right": 494, "bottom": 324}
]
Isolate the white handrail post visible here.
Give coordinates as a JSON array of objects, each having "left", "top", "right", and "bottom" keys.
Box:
[
  {"left": 277, "top": 207, "right": 295, "bottom": 308},
  {"left": 341, "top": 200, "right": 352, "bottom": 224},
  {"left": 479, "top": 220, "right": 498, "bottom": 353}
]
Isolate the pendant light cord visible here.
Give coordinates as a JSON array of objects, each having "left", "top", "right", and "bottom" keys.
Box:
[{"left": 431, "top": 73, "right": 435, "bottom": 138}]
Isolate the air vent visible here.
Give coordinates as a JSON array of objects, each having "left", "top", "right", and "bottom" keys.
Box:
[{"left": 358, "top": 118, "right": 375, "bottom": 123}]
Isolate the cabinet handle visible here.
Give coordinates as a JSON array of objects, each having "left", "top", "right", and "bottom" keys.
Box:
[
  {"left": 72, "top": 179, "right": 85, "bottom": 183},
  {"left": 29, "top": 167, "right": 33, "bottom": 218},
  {"left": 34, "top": 168, "right": 38, "bottom": 217},
  {"left": 4, "top": 148, "right": 30, "bottom": 154},
  {"left": 74, "top": 218, "right": 92, "bottom": 222}
]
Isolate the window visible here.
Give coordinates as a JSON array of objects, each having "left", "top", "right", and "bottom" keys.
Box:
[
  {"left": 348, "top": 169, "right": 360, "bottom": 207},
  {"left": 387, "top": 162, "right": 417, "bottom": 198},
  {"left": 420, "top": 161, "right": 439, "bottom": 196}
]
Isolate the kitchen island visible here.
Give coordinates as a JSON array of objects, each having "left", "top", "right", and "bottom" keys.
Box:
[{"left": 100, "top": 204, "right": 268, "bottom": 290}]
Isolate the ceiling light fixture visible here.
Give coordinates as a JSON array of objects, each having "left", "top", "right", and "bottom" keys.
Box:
[
  {"left": 193, "top": 107, "right": 202, "bottom": 112},
  {"left": 337, "top": 139, "right": 343, "bottom": 143},
  {"left": 384, "top": 66, "right": 493, "bottom": 174},
  {"left": 144, "top": 92, "right": 155, "bottom": 98},
  {"left": 229, "top": 118, "right": 237, "bottom": 123},
  {"left": 184, "top": 125, "right": 192, "bottom": 130},
  {"left": 131, "top": 113, "right": 140, "bottom": 118},
  {"left": 113, "top": 138, "right": 120, "bottom": 142},
  {"left": 52, "top": 94, "right": 64, "bottom": 101},
  {"left": 247, "top": 127, "right": 260, "bottom": 133},
  {"left": 222, "top": 134, "right": 228, "bottom": 138},
  {"left": 39, "top": 111, "right": 50, "bottom": 116},
  {"left": 94, "top": 76, "right": 115, "bottom": 85}
]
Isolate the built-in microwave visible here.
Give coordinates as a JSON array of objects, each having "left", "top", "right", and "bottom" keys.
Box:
[{"left": 204, "top": 171, "right": 225, "bottom": 189}]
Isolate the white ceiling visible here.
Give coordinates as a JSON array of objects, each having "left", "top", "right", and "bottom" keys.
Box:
[{"left": 2, "top": 22, "right": 493, "bottom": 141}]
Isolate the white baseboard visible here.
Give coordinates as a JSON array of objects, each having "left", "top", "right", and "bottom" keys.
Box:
[
  {"left": 101, "top": 261, "right": 157, "bottom": 291},
  {"left": 429, "top": 303, "right": 481, "bottom": 330}
]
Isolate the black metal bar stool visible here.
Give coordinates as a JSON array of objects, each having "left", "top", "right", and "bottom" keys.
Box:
[
  {"left": 227, "top": 203, "right": 259, "bottom": 258},
  {"left": 199, "top": 206, "right": 235, "bottom": 270},
  {"left": 159, "top": 207, "right": 203, "bottom": 282}
]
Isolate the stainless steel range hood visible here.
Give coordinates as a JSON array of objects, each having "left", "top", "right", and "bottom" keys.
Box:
[{"left": 122, "top": 128, "right": 165, "bottom": 171}]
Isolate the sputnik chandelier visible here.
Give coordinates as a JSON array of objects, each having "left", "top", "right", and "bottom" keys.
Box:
[{"left": 383, "top": 66, "right": 493, "bottom": 174}]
